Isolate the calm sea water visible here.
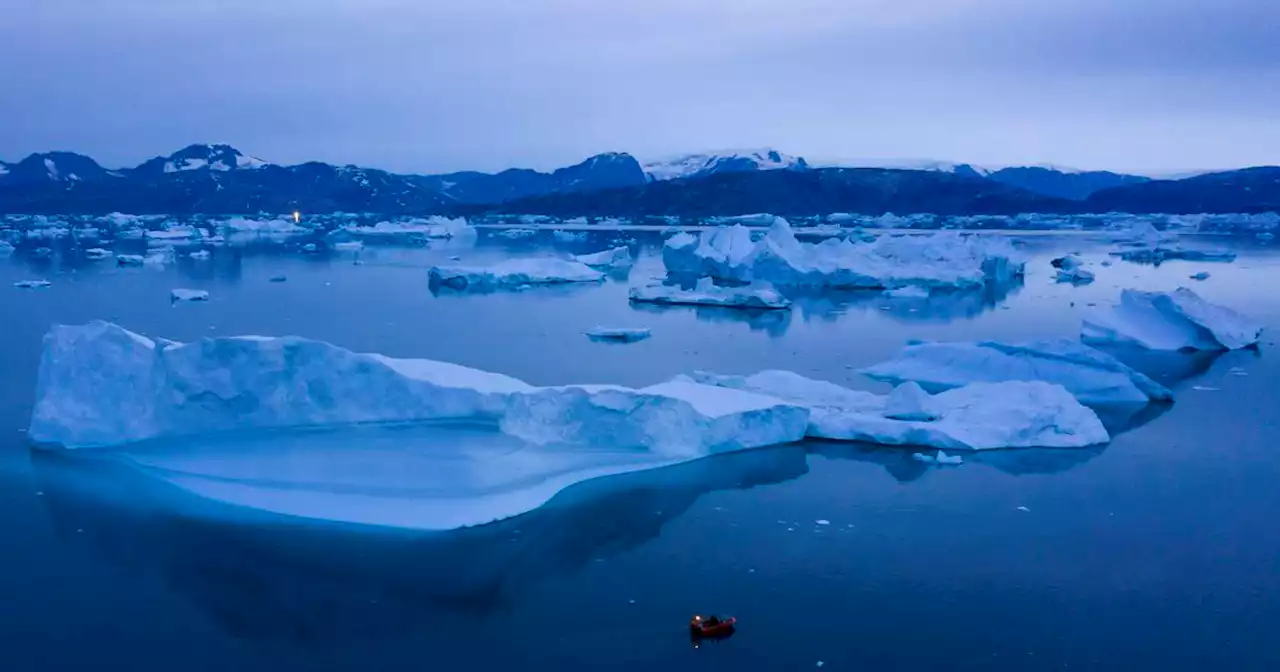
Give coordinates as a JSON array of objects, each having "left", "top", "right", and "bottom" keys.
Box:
[{"left": 1, "top": 230, "right": 1278, "bottom": 671}]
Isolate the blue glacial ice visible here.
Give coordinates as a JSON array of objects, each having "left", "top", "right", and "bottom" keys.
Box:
[
  {"left": 662, "top": 216, "right": 1024, "bottom": 290},
  {"left": 686, "top": 371, "right": 1109, "bottom": 450},
  {"left": 861, "top": 339, "right": 1173, "bottom": 406},
  {"left": 1082, "top": 288, "right": 1262, "bottom": 351}
]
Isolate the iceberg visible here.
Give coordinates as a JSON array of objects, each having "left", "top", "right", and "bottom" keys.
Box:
[
  {"left": 585, "top": 327, "right": 651, "bottom": 343},
  {"left": 29, "top": 321, "right": 536, "bottom": 448},
  {"left": 661, "top": 217, "right": 1023, "bottom": 290},
  {"left": 574, "top": 246, "right": 634, "bottom": 270},
  {"left": 1082, "top": 288, "right": 1261, "bottom": 351},
  {"left": 628, "top": 278, "right": 791, "bottom": 310},
  {"left": 14, "top": 279, "right": 51, "bottom": 289},
  {"left": 1055, "top": 267, "right": 1095, "bottom": 284},
  {"left": 116, "top": 254, "right": 145, "bottom": 267},
  {"left": 428, "top": 258, "right": 604, "bottom": 291},
  {"left": 84, "top": 248, "right": 113, "bottom": 260},
  {"left": 686, "top": 370, "right": 1108, "bottom": 450},
  {"left": 146, "top": 227, "right": 202, "bottom": 243},
  {"left": 170, "top": 288, "right": 209, "bottom": 302},
  {"left": 862, "top": 339, "right": 1172, "bottom": 406},
  {"left": 500, "top": 381, "right": 809, "bottom": 457},
  {"left": 341, "top": 217, "right": 475, "bottom": 242}
]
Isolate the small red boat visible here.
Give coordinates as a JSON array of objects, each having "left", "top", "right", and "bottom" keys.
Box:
[{"left": 689, "top": 615, "right": 737, "bottom": 638}]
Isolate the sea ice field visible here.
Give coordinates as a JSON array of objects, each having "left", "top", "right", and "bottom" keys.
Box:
[{"left": 1, "top": 216, "right": 1278, "bottom": 671}]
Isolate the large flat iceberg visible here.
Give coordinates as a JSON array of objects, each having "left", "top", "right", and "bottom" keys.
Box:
[
  {"left": 628, "top": 278, "right": 791, "bottom": 310},
  {"left": 29, "top": 321, "right": 535, "bottom": 448},
  {"left": 662, "top": 217, "right": 1023, "bottom": 290},
  {"left": 861, "top": 339, "right": 1172, "bottom": 406},
  {"left": 686, "top": 370, "right": 1108, "bottom": 450},
  {"left": 428, "top": 258, "right": 604, "bottom": 291},
  {"left": 1082, "top": 288, "right": 1262, "bottom": 351},
  {"left": 574, "top": 246, "right": 633, "bottom": 270},
  {"left": 500, "top": 381, "right": 809, "bottom": 457}
]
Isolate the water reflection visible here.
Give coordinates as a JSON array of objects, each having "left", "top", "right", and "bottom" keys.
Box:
[
  {"left": 31, "top": 445, "right": 808, "bottom": 643},
  {"left": 628, "top": 301, "right": 793, "bottom": 337},
  {"left": 808, "top": 441, "right": 1106, "bottom": 481},
  {"left": 788, "top": 278, "right": 1023, "bottom": 324}
]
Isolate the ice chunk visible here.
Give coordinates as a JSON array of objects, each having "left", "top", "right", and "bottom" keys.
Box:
[
  {"left": 628, "top": 278, "right": 791, "bottom": 310},
  {"left": 116, "top": 254, "right": 145, "bottom": 267},
  {"left": 170, "top": 288, "right": 209, "bottom": 302},
  {"left": 882, "top": 285, "right": 930, "bottom": 299},
  {"left": 28, "top": 321, "right": 535, "bottom": 448},
  {"left": 862, "top": 339, "right": 1172, "bottom": 405},
  {"left": 1051, "top": 255, "right": 1083, "bottom": 271},
  {"left": 500, "top": 381, "right": 808, "bottom": 457},
  {"left": 495, "top": 228, "right": 537, "bottom": 239},
  {"left": 1082, "top": 288, "right": 1261, "bottom": 351},
  {"left": 14, "top": 279, "right": 51, "bottom": 289},
  {"left": 84, "top": 248, "right": 113, "bottom": 260},
  {"left": 686, "top": 370, "right": 1108, "bottom": 450},
  {"left": 341, "top": 217, "right": 474, "bottom": 242},
  {"left": 1189, "top": 271, "right": 1210, "bottom": 281},
  {"left": 662, "top": 217, "right": 1023, "bottom": 290},
  {"left": 913, "top": 451, "right": 963, "bottom": 465},
  {"left": 1055, "top": 267, "right": 1095, "bottom": 284},
  {"left": 429, "top": 258, "right": 604, "bottom": 291},
  {"left": 575, "top": 246, "right": 633, "bottom": 270},
  {"left": 585, "top": 327, "right": 651, "bottom": 343},
  {"left": 552, "top": 230, "right": 587, "bottom": 243},
  {"left": 147, "top": 227, "right": 202, "bottom": 242},
  {"left": 187, "top": 250, "right": 211, "bottom": 260},
  {"left": 332, "top": 241, "right": 364, "bottom": 252},
  {"left": 883, "top": 382, "right": 939, "bottom": 421}
]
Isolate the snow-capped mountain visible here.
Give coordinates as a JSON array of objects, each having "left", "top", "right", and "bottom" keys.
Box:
[
  {"left": 643, "top": 149, "right": 808, "bottom": 181},
  {"left": 0, "top": 152, "right": 118, "bottom": 184},
  {"left": 132, "top": 143, "right": 270, "bottom": 176}
]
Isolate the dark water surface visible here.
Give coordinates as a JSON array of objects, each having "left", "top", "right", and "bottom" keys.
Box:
[{"left": 1, "top": 231, "right": 1278, "bottom": 670}]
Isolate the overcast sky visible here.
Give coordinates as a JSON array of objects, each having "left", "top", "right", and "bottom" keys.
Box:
[{"left": 2, "top": 0, "right": 1276, "bottom": 174}]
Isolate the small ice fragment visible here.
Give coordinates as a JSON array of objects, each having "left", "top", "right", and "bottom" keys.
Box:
[
  {"left": 815, "top": 519, "right": 830, "bottom": 525},
  {"left": 911, "top": 452, "right": 937, "bottom": 464},
  {"left": 14, "top": 280, "right": 51, "bottom": 289},
  {"left": 1016, "top": 506, "right": 1030, "bottom": 512},
  {"left": 1189, "top": 271, "right": 1210, "bottom": 281},
  {"left": 170, "top": 288, "right": 209, "bottom": 302},
  {"left": 1229, "top": 367, "right": 1248, "bottom": 376},
  {"left": 188, "top": 249, "right": 211, "bottom": 260},
  {"left": 1191, "top": 385, "right": 1219, "bottom": 391},
  {"left": 935, "top": 451, "right": 964, "bottom": 465},
  {"left": 85, "top": 248, "right": 113, "bottom": 260},
  {"left": 816, "top": 662, "right": 825, "bottom": 668},
  {"left": 302, "top": 243, "right": 318, "bottom": 252},
  {"left": 585, "top": 327, "right": 651, "bottom": 343}
]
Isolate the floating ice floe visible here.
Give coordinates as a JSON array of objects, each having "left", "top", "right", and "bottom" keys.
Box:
[
  {"left": 494, "top": 228, "right": 537, "bottom": 239},
  {"left": 662, "top": 217, "right": 1023, "bottom": 290},
  {"left": 29, "top": 321, "right": 537, "bottom": 448},
  {"left": 187, "top": 249, "right": 211, "bottom": 260},
  {"left": 84, "top": 248, "right": 113, "bottom": 260},
  {"left": 862, "top": 339, "right": 1172, "bottom": 405},
  {"left": 686, "top": 371, "right": 1109, "bottom": 450},
  {"left": 1055, "top": 267, "right": 1095, "bottom": 284},
  {"left": 574, "top": 246, "right": 633, "bottom": 270},
  {"left": 500, "top": 381, "right": 809, "bottom": 457},
  {"left": 1189, "top": 271, "right": 1210, "bottom": 281},
  {"left": 147, "top": 227, "right": 203, "bottom": 243},
  {"left": 1082, "top": 288, "right": 1261, "bottom": 351},
  {"left": 332, "top": 241, "right": 364, "bottom": 252},
  {"left": 429, "top": 258, "right": 604, "bottom": 291},
  {"left": 629, "top": 277, "right": 791, "bottom": 310},
  {"left": 170, "top": 288, "right": 209, "bottom": 302},
  {"left": 219, "top": 217, "right": 308, "bottom": 236},
  {"left": 585, "top": 327, "right": 651, "bottom": 342},
  {"left": 341, "top": 217, "right": 475, "bottom": 242},
  {"left": 552, "top": 230, "right": 588, "bottom": 243},
  {"left": 116, "top": 254, "right": 145, "bottom": 267},
  {"left": 14, "top": 279, "right": 51, "bottom": 289}
]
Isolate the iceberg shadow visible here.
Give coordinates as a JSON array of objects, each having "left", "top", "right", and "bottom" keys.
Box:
[
  {"left": 629, "top": 300, "right": 793, "bottom": 337},
  {"left": 807, "top": 440, "right": 1105, "bottom": 481},
  {"left": 30, "top": 444, "right": 808, "bottom": 642},
  {"left": 787, "top": 278, "right": 1023, "bottom": 325}
]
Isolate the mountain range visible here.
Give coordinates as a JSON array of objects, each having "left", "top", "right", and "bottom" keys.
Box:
[{"left": 0, "top": 144, "right": 1275, "bottom": 216}]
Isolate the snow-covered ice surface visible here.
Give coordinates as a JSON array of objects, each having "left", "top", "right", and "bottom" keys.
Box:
[
  {"left": 662, "top": 217, "right": 1023, "bottom": 290},
  {"left": 574, "top": 246, "right": 634, "bottom": 270},
  {"left": 686, "top": 371, "right": 1108, "bottom": 450},
  {"left": 862, "top": 339, "right": 1172, "bottom": 406},
  {"left": 585, "top": 327, "right": 651, "bottom": 342},
  {"left": 429, "top": 258, "right": 604, "bottom": 291},
  {"left": 500, "top": 381, "right": 808, "bottom": 457},
  {"left": 170, "top": 289, "right": 209, "bottom": 302},
  {"left": 29, "top": 321, "right": 536, "bottom": 449},
  {"left": 629, "top": 278, "right": 791, "bottom": 310},
  {"left": 1082, "top": 289, "right": 1262, "bottom": 351}
]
